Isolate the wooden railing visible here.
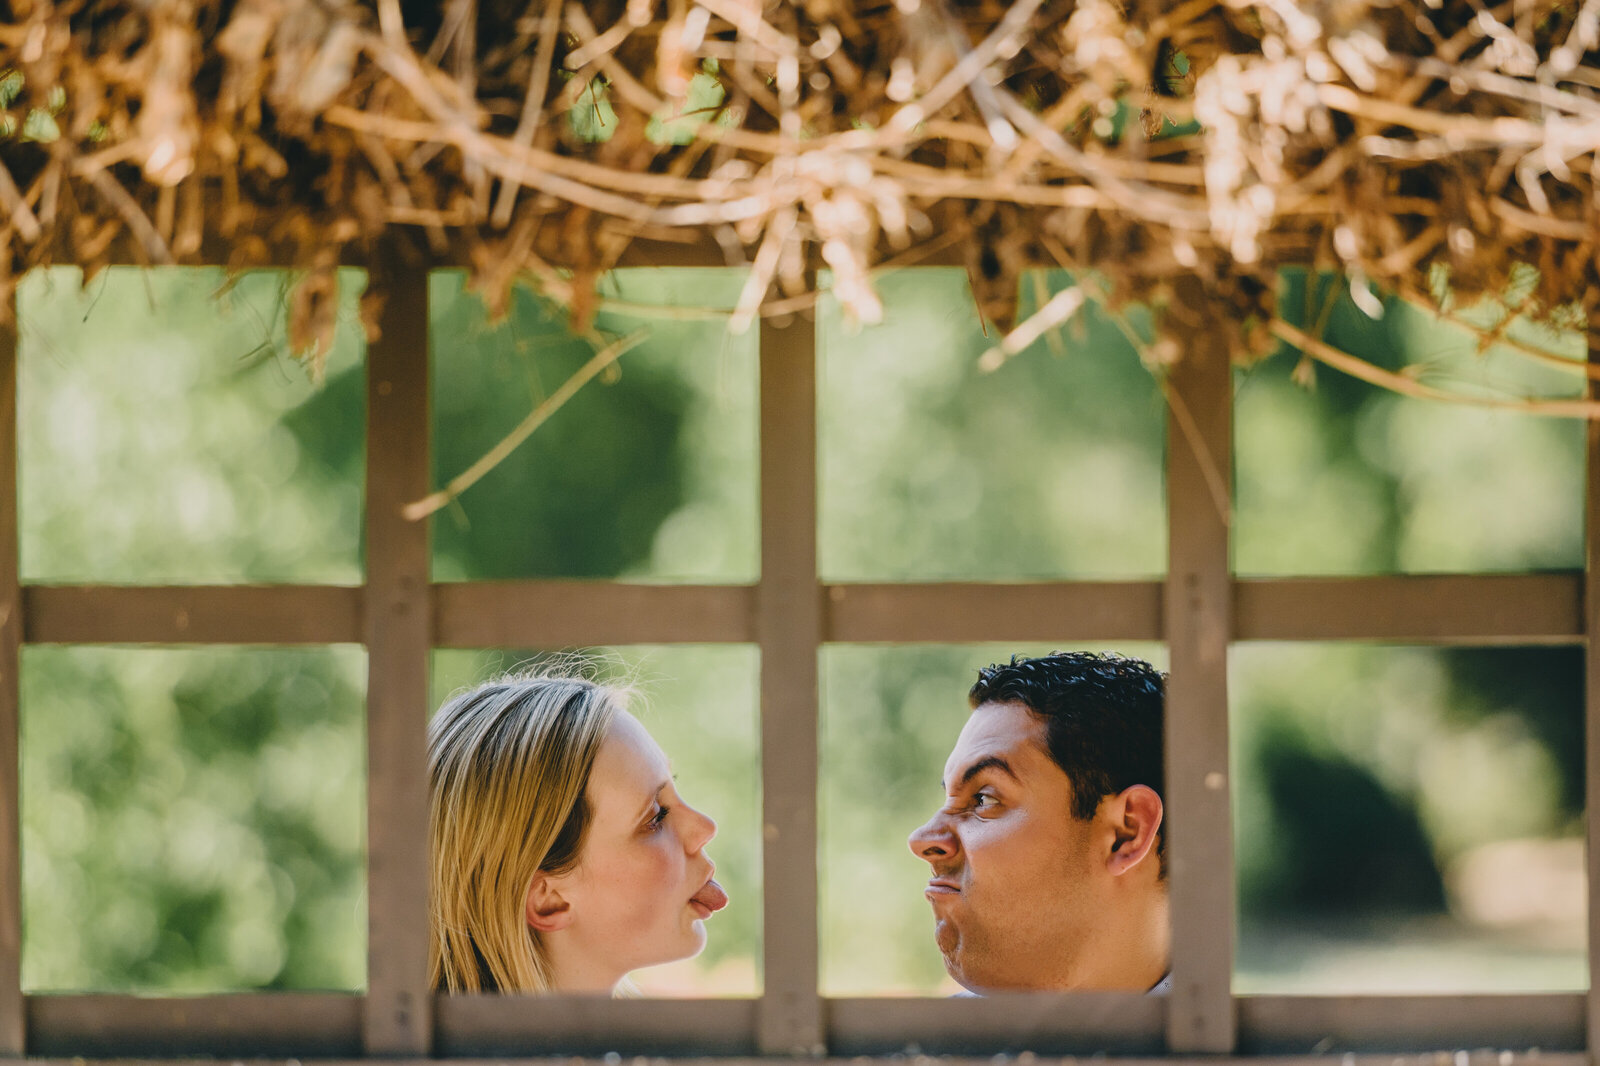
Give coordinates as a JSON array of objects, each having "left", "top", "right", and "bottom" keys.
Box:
[{"left": 0, "top": 256, "right": 1590, "bottom": 1060}]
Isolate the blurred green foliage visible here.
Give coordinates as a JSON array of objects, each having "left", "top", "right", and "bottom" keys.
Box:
[
  {"left": 21, "top": 646, "right": 366, "bottom": 992},
  {"left": 18, "top": 268, "right": 370, "bottom": 993},
  {"left": 819, "top": 268, "right": 1166, "bottom": 580},
  {"left": 14, "top": 261, "right": 1587, "bottom": 998},
  {"left": 1237, "top": 271, "right": 1583, "bottom": 575},
  {"left": 1225, "top": 271, "right": 1585, "bottom": 992},
  {"left": 20, "top": 269, "right": 365, "bottom": 585}
]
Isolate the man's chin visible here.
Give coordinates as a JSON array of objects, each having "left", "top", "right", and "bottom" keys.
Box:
[
  {"left": 942, "top": 955, "right": 996, "bottom": 997},
  {"left": 937, "top": 937, "right": 1021, "bottom": 996},
  {"left": 934, "top": 920, "right": 992, "bottom": 993}
]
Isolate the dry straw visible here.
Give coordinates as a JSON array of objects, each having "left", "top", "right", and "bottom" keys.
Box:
[{"left": 2, "top": 0, "right": 1599, "bottom": 414}]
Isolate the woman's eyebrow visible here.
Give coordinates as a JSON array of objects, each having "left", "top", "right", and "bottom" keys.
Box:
[
  {"left": 635, "top": 780, "right": 671, "bottom": 819},
  {"left": 942, "top": 755, "right": 1020, "bottom": 791}
]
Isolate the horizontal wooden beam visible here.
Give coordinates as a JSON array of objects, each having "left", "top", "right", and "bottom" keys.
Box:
[
  {"left": 0, "top": 1056, "right": 1587, "bottom": 1066},
  {"left": 21, "top": 586, "right": 363, "bottom": 644},
  {"left": 26, "top": 993, "right": 362, "bottom": 1058},
  {"left": 1235, "top": 574, "right": 1583, "bottom": 644},
  {"left": 13, "top": 574, "right": 1583, "bottom": 649},
  {"left": 827, "top": 993, "right": 1163, "bottom": 1056},
  {"left": 16, "top": 991, "right": 1590, "bottom": 1059},
  {"left": 611, "top": 235, "right": 734, "bottom": 269},
  {"left": 824, "top": 582, "right": 1164, "bottom": 643},
  {"left": 1237, "top": 993, "right": 1585, "bottom": 1054},
  {"left": 433, "top": 582, "right": 756, "bottom": 647},
  {"left": 434, "top": 995, "right": 756, "bottom": 1056}
]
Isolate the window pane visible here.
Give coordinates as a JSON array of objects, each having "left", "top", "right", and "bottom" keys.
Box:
[
  {"left": 430, "top": 271, "right": 758, "bottom": 583},
  {"left": 22, "top": 645, "right": 366, "bottom": 992},
  {"left": 19, "top": 267, "right": 366, "bottom": 584},
  {"left": 820, "top": 269, "right": 1166, "bottom": 581},
  {"left": 820, "top": 642, "right": 1167, "bottom": 995},
  {"left": 1235, "top": 277, "right": 1584, "bottom": 576},
  {"left": 431, "top": 645, "right": 761, "bottom": 995},
  {"left": 1233, "top": 643, "right": 1586, "bottom": 992}
]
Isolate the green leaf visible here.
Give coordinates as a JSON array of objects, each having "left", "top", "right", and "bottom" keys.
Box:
[
  {"left": 47, "top": 84, "right": 65, "bottom": 113},
  {"left": 0, "top": 70, "right": 22, "bottom": 110},
  {"left": 1427, "top": 261, "right": 1453, "bottom": 310},
  {"left": 1155, "top": 115, "right": 1202, "bottom": 138},
  {"left": 1502, "top": 260, "right": 1540, "bottom": 309},
  {"left": 21, "top": 108, "right": 59, "bottom": 143},
  {"left": 646, "top": 70, "right": 726, "bottom": 146},
  {"left": 566, "top": 78, "right": 617, "bottom": 143}
]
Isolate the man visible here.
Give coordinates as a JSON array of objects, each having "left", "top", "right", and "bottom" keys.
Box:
[{"left": 907, "top": 651, "right": 1169, "bottom": 994}]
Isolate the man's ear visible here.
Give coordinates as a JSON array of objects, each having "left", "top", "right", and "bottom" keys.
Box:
[
  {"left": 1105, "top": 784, "right": 1163, "bottom": 876},
  {"left": 525, "top": 872, "right": 574, "bottom": 933}
]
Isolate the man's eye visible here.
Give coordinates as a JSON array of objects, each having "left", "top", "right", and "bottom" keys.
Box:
[{"left": 972, "top": 792, "right": 998, "bottom": 810}]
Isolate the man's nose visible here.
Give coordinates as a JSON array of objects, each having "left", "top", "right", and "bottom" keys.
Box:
[{"left": 907, "top": 811, "right": 957, "bottom": 862}]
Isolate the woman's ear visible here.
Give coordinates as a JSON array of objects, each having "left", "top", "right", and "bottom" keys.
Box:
[
  {"left": 525, "top": 872, "right": 573, "bottom": 933},
  {"left": 1105, "top": 784, "right": 1164, "bottom": 877}
]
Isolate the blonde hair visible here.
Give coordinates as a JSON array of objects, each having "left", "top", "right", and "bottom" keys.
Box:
[{"left": 427, "top": 672, "right": 624, "bottom": 993}]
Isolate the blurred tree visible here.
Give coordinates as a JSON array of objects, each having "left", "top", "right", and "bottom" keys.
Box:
[
  {"left": 1440, "top": 647, "right": 1584, "bottom": 818},
  {"left": 283, "top": 275, "right": 691, "bottom": 580},
  {"left": 1249, "top": 718, "right": 1446, "bottom": 914},
  {"left": 18, "top": 269, "right": 371, "bottom": 993}
]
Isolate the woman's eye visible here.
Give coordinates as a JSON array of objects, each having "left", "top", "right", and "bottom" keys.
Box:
[{"left": 647, "top": 805, "right": 671, "bottom": 830}]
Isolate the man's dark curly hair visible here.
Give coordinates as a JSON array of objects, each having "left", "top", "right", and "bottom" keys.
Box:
[{"left": 969, "top": 651, "right": 1165, "bottom": 869}]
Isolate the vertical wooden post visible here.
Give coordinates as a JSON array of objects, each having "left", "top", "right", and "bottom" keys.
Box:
[
  {"left": 0, "top": 308, "right": 24, "bottom": 1056},
  {"left": 1163, "top": 279, "right": 1236, "bottom": 1054},
  {"left": 1585, "top": 333, "right": 1600, "bottom": 1066},
  {"left": 756, "top": 313, "right": 824, "bottom": 1056},
  {"left": 364, "top": 263, "right": 433, "bottom": 1056}
]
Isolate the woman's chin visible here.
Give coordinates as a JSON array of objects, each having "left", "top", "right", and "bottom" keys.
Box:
[
  {"left": 640, "top": 925, "right": 710, "bottom": 970},
  {"left": 684, "top": 922, "right": 709, "bottom": 956}
]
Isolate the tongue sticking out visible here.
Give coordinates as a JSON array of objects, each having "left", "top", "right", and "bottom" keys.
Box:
[{"left": 690, "top": 878, "right": 729, "bottom": 914}]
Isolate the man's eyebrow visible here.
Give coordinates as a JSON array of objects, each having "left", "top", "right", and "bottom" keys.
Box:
[{"left": 942, "top": 755, "right": 1020, "bottom": 791}]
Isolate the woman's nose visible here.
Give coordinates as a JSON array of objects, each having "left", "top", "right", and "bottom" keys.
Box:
[
  {"left": 907, "top": 811, "right": 956, "bottom": 862},
  {"left": 680, "top": 802, "right": 716, "bottom": 853}
]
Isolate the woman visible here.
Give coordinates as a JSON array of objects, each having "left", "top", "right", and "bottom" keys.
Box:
[{"left": 428, "top": 672, "right": 728, "bottom": 993}]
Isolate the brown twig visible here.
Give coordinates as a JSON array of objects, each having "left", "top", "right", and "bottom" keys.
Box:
[
  {"left": 85, "top": 169, "right": 176, "bottom": 265},
  {"left": 490, "top": 0, "right": 563, "bottom": 228},
  {"left": 1271, "top": 317, "right": 1600, "bottom": 417},
  {"left": 0, "top": 159, "right": 40, "bottom": 242},
  {"left": 403, "top": 327, "right": 651, "bottom": 520}
]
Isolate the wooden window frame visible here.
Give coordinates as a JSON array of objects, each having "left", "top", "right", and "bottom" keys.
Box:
[{"left": 0, "top": 251, "right": 1592, "bottom": 1061}]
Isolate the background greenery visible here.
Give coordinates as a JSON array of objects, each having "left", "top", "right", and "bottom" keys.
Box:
[{"left": 13, "top": 263, "right": 1585, "bottom": 995}]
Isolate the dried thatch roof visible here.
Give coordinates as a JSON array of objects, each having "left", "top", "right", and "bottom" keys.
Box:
[{"left": 1, "top": 0, "right": 1597, "bottom": 412}]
